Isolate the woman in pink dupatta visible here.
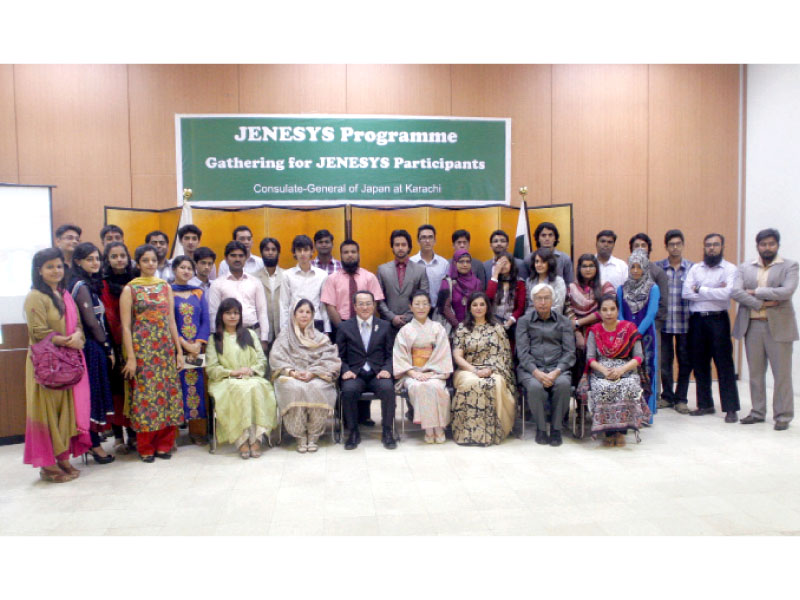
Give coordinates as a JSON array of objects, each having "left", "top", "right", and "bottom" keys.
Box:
[
  {"left": 393, "top": 290, "right": 453, "bottom": 444},
  {"left": 23, "top": 248, "right": 91, "bottom": 483}
]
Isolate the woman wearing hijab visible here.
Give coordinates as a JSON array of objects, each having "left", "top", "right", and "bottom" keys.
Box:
[
  {"left": 617, "top": 249, "right": 660, "bottom": 417},
  {"left": 269, "top": 299, "right": 341, "bottom": 453},
  {"left": 438, "top": 248, "right": 484, "bottom": 331}
]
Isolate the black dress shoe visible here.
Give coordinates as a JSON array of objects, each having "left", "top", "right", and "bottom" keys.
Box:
[
  {"left": 549, "top": 431, "right": 563, "bottom": 447},
  {"left": 344, "top": 429, "right": 360, "bottom": 450},
  {"left": 382, "top": 428, "right": 397, "bottom": 450},
  {"left": 775, "top": 422, "right": 790, "bottom": 431},
  {"left": 140, "top": 454, "right": 155, "bottom": 463},
  {"left": 689, "top": 407, "right": 716, "bottom": 416},
  {"left": 724, "top": 411, "right": 738, "bottom": 423},
  {"left": 740, "top": 415, "right": 765, "bottom": 425},
  {"left": 154, "top": 451, "right": 172, "bottom": 460},
  {"left": 535, "top": 430, "right": 550, "bottom": 445},
  {"left": 359, "top": 418, "right": 376, "bottom": 427}
]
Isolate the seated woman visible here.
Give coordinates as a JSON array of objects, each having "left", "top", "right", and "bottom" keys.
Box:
[
  {"left": 438, "top": 248, "right": 483, "bottom": 333},
  {"left": 617, "top": 249, "right": 660, "bottom": 418},
  {"left": 584, "top": 294, "right": 651, "bottom": 446},
  {"left": 486, "top": 252, "right": 526, "bottom": 342},
  {"left": 205, "top": 298, "right": 277, "bottom": 459},
  {"left": 394, "top": 290, "right": 454, "bottom": 444},
  {"left": 526, "top": 248, "right": 566, "bottom": 314},
  {"left": 451, "top": 292, "right": 516, "bottom": 446},
  {"left": 270, "top": 299, "right": 341, "bottom": 453}
]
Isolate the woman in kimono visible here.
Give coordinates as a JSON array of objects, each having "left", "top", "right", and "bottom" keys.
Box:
[
  {"left": 617, "top": 249, "right": 660, "bottom": 418},
  {"left": 120, "top": 244, "right": 184, "bottom": 462},
  {"left": 393, "top": 290, "right": 454, "bottom": 444},
  {"left": 68, "top": 242, "right": 115, "bottom": 464},
  {"left": 451, "top": 292, "right": 516, "bottom": 446},
  {"left": 171, "top": 255, "right": 210, "bottom": 445},
  {"left": 270, "top": 299, "right": 341, "bottom": 453},
  {"left": 205, "top": 298, "right": 277, "bottom": 458},
  {"left": 586, "top": 294, "right": 651, "bottom": 446},
  {"left": 23, "top": 248, "right": 91, "bottom": 482}
]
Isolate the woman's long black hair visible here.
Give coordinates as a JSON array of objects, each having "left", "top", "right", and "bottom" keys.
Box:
[
  {"left": 102, "top": 241, "right": 136, "bottom": 296},
  {"left": 575, "top": 253, "right": 604, "bottom": 304},
  {"left": 493, "top": 251, "right": 519, "bottom": 308},
  {"left": 213, "top": 297, "right": 256, "bottom": 355},
  {"left": 31, "top": 247, "right": 66, "bottom": 317},
  {"left": 68, "top": 242, "right": 103, "bottom": 295},
  {"left": 462, "top": 291, "right": 498, "bottom": 332},
  {"left": 530, "top": 247, "right": 557, "bottom": 283}
]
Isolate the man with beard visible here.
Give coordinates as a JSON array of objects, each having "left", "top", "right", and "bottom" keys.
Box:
[
  {"left": 484, "top": 229, "right": 529, "bottom": 281},
  {"left": 732, "top": 228, "right": 798, "bottom": 431},
  {"left": 682, "top": 233, "right": 741, "bottom": 422},
  {"left": 254, "top": 237, "right": 285, "bottom": 346},
  {"left": 377, "top": 229, "right": 429, "bottom": 338},
  {"left": 145, "top": 230, "right": 174, "bottom": 282}
]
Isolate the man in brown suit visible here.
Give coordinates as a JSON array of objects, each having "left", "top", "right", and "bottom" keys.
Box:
[{"left": 732, "top": 228, "right": 798, "bottom": 431}]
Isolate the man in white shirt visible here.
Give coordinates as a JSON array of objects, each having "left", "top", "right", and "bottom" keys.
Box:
[
  {"left": 218, "top": 225, "right": 264, "bottom": 277},
  {"left": 682, "top": 232, "right": 741, "bottom": 422},
  {"left": 146, "top": 230, "right": 174, "bottom": 283},
  {"left": 410, "top": 224, "right": 449, "bottom": 305},
  {"left": 280, "top": 234, "right": 329, "bottom": 333},
  {"left": 208, "top": 241, "right": 270, "bottom": 351},
  {"left": 595, "top": 229, "right": 628, "bottom": 289},
  {"left": 254, "top": 236, "right": 285, "bottom": 345}
]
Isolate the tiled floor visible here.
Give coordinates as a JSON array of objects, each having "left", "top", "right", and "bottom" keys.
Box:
[{"left": 1, "top": 383, "right": 799, "bottom": 536}]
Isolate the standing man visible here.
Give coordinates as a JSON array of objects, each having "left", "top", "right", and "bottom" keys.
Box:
[
  {"left": 595, "top": 229, "right": 628, "bottom": 289},
  {"left": 410, "top": 224, "right": 449, "bottom": 305},
  {"left": 336, "top": 291, "right": 397, "bottom": 450},
  {"left": 533, "top": 222, "right": 573, "bottom": 284},
  {"left": 682, "top": 233, "right": 741, "bottom": 422},
  {"left": 208, "top": 241, "right": 269, "bottom": 350},
  {"left": 377, "top": 229, "right": 429, "bottom": 337},
  {"left": 654, "top": 229, "right": 693, "bottom": 414},
  {"left": 54, "top": 224, "right": 81, "bottom": 278},
  {"left": 451, "top": 229, "right": 487, "bottom": 288},
  {"left": 516, "top": 283, "right": 576, "bottom": 447},
  {"left": 732, "top": 228, "right": 798, "bottom": 431},
  {"left": 218, "top": 226, "right": 264, "bottom": 277},
  {"left": 280, "top": 234, "right": 329, "bottom": 333},
  {"left": 177, "top": 224, "right": 217, "bottom": 282},
  {"left": 311, "top": 229, "right": 343, "bottom": 275},
  {"left": 484, "top": 229, "right": 528, "bottom": 281},
  {"left": 99, "top": 224, "right": 124, "bottom": 247},
  {"left": 322, "top": 239, "right": 384, "bottom": 331},
  {"left": 254, "top": 237, "right": 285, "bottom": 346},
  {"left": 192, "top": 247, "right": 216, "bottom": 293},
  {"left": 145, "top": 230, "right": 173, "bottom": 282}
]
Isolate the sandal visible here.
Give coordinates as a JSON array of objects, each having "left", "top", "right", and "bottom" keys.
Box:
[
  {"left": 58, "top": 461, "right": 80, "bottom": 479},
  {"left": 40, "top": 468, "right": 73, "bottom": 483},
  {"left": 239, "top": 443, "right": 250, "bottom": 459},
  {"left": 113, "top": 439, "right": 130, "bottom": 455},
  {"left": 296, "top": 435, "right": 308, "bottom": 453},
  {"left": 424, "top": 432, "right": 435, "bottom": 444},
  {"left": 306, "top": 440, "right": 318, "bottom": 453},
  {"left": 249, "top": 442, "right": 262, "bottom": 458},
  {"left": 434, "top": 431, "right": 446, "bottom": 444}
]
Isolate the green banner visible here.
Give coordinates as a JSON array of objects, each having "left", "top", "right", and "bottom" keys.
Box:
[{"left": 177, "top": 115, "right": 510, "bottom": 205}]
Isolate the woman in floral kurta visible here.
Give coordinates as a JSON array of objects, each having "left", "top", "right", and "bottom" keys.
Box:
[
  {"left": 172, "top": 256, "right": 210, "bottom": 445},
  {"left": 451, "top": 292, "right": 517, "bottom": 446},
  {"left": 121, "top": 245, "right": 184, "bottom": 462}
]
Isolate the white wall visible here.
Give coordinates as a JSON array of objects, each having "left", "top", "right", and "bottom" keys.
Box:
[{"left": 743, "top": 64, "right": 800, "bottom": 386}]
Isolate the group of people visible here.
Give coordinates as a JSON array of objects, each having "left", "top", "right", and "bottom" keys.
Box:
[{"left": 22, "top": 218, "right": 797, "bottom": 482}]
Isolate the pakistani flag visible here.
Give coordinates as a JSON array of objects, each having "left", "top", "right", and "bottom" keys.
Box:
[
  {"left": 171, "top": 200, "right": 194, "bottom": 258},
  {"left": 513, "top": 200, "right": 531, "bottom": 264}
]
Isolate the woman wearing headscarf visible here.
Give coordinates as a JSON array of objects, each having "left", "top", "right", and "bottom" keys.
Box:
[
  {"left": 616, "top": 249, "right": 660, "bottom": 417},
  {"left": 269, "top": 299, "right": 341, "bottom": 453},
  {"left": 438, "top": 248, "right": 484, "bottom": 331}
]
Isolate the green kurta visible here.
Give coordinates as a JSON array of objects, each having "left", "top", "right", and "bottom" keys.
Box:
[{"left": 205, "top": 329, "right": 277, "bottom": 445}]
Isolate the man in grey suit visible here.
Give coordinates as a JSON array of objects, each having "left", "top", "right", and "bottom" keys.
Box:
[
  {"left": 731, "top": 228, "right": 798, "bottom": 431},
  {"left": 484, "top": 229, "right": 529, "bottom": 281},
  {"left": 377, "top": 229, "right": 430, "bottom": 337}
]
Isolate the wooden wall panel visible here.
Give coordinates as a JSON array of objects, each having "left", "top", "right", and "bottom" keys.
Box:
[
  {"left": 648, "top": 65, "right": 741, "bottom": 264},
  {"left": 452, "top": 65, "right": 551, "bottom": 208},
  {"left": 0, "top": 65, "right": 19, "bottom": 183},
  {"left": 346, "top": 65, "right": 451, "bottom": 115},
  {"left": 14, "top": 65, "right": 131, "bottom": 247},
  {"left": 552, "top": 65, "right": 649, "bottom": 260},
  {"left": 239, "top": 64, "right": 347, "bottom": 114},
  {"left": 128, "top": 64, "right": 239, "bottom": 210}
]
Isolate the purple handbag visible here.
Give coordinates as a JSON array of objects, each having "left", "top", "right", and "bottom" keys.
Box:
[{"left": 29, "top": 332, "right": 84, "bottom": 389}]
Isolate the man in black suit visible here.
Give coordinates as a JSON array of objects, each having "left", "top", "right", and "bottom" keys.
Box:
[{"left": 336, "top": 290, "right": 397, "bottom": 450}]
